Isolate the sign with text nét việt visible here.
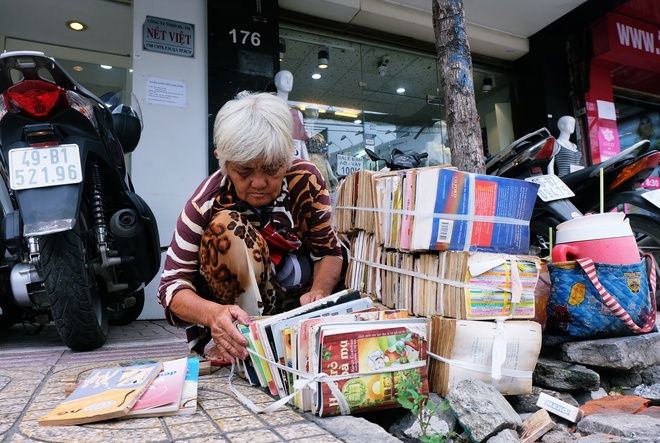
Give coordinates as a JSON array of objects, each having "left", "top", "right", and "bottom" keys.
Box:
[{"left": 143, "top": 16, "right": 194, "bottom": 58}]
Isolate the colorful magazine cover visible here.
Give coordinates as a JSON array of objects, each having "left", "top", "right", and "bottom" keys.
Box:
[
  {"left": 127, "top": 357, "right": 188, "bottom": 417},
  {"left": 39, "top": 362, "right": 163, "bottom": 426}
]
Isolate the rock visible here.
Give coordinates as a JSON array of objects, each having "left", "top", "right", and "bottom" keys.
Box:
[
  {"left": 447, "top": 378, "right": 522, "bottom": 443},
  {"left": 487, "top": 429, "right": 520, "bottom": 443},
  {"left": 304, "top": 414, "right": 402, "bottom": 443},
  {"left": 389, "top": 393, "right": 457, "bottom": 439},
  {"left": 636, "top": 406, "right": 660, "bottom": 420},
  {"left": 601, "top": 371, "right": 642, "bottom": 394},
  {"left": 540, "top": 425, "right": 579, "bottom": 442},
  {"left": 508, "top": 386, "right": 579, "bottom": 414},
  {"left": 581, "top": 395, "right": 650, "bottom": 416},
  {"left": 572, "top": 388, "right": 607, "bottom": 406},
  {"left": 575, "top": 433, "right": 635, "bottom": 442},
  {"left": 634, "top": 384, "right": 660, "bottom": 405},
  {"left": 576, "top": 413, "right": 660, "bottom": 441},
  {"left": 641, "top": 366, "right": 660, "bottom": 385},
  {"left": 533, "top": 357, "right": 600, "bottom": 391},
  {"left": 560, "top": 333, "right": 660, "bottom": 371}
]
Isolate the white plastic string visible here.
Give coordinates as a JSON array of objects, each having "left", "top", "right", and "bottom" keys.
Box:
[
  {"left": 349, "top": 255, "right": 523, "bottom": 295},
  {"left": 228, "top": 347, "right": 427, "bottom": 415},
  {"left": 426, "top": 350, "right": 532, "bottom": 379},
  {"left": 334, "top": 205, "right": 530, "bottom": 226}
]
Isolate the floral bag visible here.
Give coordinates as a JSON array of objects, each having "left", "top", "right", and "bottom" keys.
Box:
[{"left": 546, "top": 254, "right": 657, "bottom": 341}]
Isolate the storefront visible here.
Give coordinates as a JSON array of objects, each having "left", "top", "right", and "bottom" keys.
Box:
[{"left": 584, "top": 1, "right": 660, "bottom": 172}]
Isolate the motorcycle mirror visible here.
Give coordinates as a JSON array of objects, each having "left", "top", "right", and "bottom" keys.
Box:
[
  {"left": 105, "top": 92, "right": 143, "bottom": 154},
  {"left": 364, "top": 148, "right": 380, "bottom": 162}
]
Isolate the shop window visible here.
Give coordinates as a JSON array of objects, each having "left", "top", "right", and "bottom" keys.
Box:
[{"left": 278, "top": 27, "right": 513, "bottom": 177}]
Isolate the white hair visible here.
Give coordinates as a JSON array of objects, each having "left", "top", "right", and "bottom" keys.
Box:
[{"left": 213, "top": 91, "right": 295, "bottom": 172}]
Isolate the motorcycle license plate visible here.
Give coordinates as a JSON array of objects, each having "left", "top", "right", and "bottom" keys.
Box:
[
  {"left": 9, "top": 144, "right": 83, "bottom": 190},
  {"left": 525, "top": 174, "right": 575, "bottom": 202}
]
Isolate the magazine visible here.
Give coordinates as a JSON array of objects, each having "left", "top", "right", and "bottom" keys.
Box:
[{"left": 127, "top": 357, "right": 188, "bottom": 417}]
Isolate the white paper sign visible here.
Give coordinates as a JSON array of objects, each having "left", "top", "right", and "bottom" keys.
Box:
[
  {"left": 596, "top": 100, "right": 617, "bottom": 121},
  {"left": 146, "top": 77, "right": 187, "bottom": 108},
  {"left": 336, "top": 154, "right": 363, "bottom": 176}
]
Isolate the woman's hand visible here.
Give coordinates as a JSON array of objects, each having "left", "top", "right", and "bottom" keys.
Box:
[
  {"left": 299, "top": 289, "right": 328, "bottom": 305},
  {"left": 206, "top": 304, "right": 252, "bottom": 363},
  {"left": 169, "top": 289, "right": 251, "bottom": 364}
]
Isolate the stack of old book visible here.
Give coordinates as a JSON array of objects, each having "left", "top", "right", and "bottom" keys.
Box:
[
  {"left": 38, "top": 356, "right": 200, "bottom": 426},
  {"left": 236, "top": 289, "right": 429, "bottom": 417},
  {"left": 333, "top": 167, "right": 545, "bottom": 396}
]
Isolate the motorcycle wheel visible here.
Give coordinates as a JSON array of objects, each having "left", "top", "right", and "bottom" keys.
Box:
[
  {"left": 108, "top": 289, "right": 145, "bottom": 326},
  {"left": 41, "top": 216, "right": 108, "bottom": 351},
  {"left": 627, "top": 213, "right": 660, "bottom": 302}
]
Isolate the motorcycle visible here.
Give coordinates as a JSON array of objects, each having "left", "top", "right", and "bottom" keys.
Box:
[
  {"left": 486, "top": 128, "right": 582, "bottom": 256},
  {"left": 0, "top": 51, "right": 161, "bottom": 351},
  {"left": 487, "top": 128, "right": 660, "bottom": 271},
  {"left": 364, "top": 147, "right": 429, "bottom": 170},
  {"left": 559, "top": 139, "right": 660, "bottom": 284}
]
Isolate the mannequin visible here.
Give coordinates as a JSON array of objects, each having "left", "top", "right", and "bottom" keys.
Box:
[
  {"left": 554, "top": 115, "right": 583, "bottom": 177},
  {"left": 274, "top": 70, "right": 310, "bottom": 160},
  {"left": 425, "top": 120, "right": 451, "bottom": 166}
]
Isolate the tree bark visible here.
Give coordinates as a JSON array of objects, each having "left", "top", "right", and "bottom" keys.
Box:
[{"left": 432, "top": 0, "right": 485, "bottom": 174}]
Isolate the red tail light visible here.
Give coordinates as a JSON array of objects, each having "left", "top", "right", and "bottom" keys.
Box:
[
  {"left": 533, "top": 138, "right": 557, "bottom": 161},
  {"left": 3, "top": 80, "right": 66, "bottom": 120}
]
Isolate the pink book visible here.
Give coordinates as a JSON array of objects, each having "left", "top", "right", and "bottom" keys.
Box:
[{"left": 128, "top": 357, "right": 188, "bottom": 415}]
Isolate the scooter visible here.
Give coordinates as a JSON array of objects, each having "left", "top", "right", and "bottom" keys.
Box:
[
  {"left": 0, "top": 51, "right": 161, "bottom": 351},
  {"left": 486, "top": 128, "right": 582, "bottom": 256},
  {"left": 364, "top": 147, "right": 428, "bottom": 170},
  {"left": 560, "top": 139, "right": 660, "bottom": 278}
]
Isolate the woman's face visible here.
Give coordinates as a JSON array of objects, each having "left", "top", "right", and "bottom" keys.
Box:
[{"left": 225, "top": 158, "right": 287, "bottom": 207}]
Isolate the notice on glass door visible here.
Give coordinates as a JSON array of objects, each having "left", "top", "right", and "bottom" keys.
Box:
[{"left": 146, "top": 77, "right": 187, "bottom": 108}]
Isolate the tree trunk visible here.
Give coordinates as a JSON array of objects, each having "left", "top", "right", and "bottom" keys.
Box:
[{"left": 432, "top": 0, "right": 485, "bottom": 174}]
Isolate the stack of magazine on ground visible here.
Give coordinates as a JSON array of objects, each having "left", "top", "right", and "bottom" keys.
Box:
[
  {"left": 236, "top": 289, "right": 429, "bottom": 417},
  {"left": 38, "top": 356, "right": 200, "bottom": 426}
]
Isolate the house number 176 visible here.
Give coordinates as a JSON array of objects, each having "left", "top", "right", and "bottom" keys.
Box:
[{"left": 228, "top": 29, "right": 261, "bottom": 47}]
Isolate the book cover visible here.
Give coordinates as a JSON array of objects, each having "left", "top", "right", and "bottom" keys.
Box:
[
  {"left": 247, "top": 322, "right": 278, "bottom": 395},
  {"left": 399, "top": 168, "right": 416, "bottom": 251},
  {"left": 315, "top": 319, "right": 428, "bottom": 417},
  {"left": 237, "top": 324, "right": 264, "bottom": 387},
  {"left": 255, "top": 289, "right": 364, "bottom": 398},
  {"left": 173, "top": 357, "right": 200, "bottom": 416},
  {"left": 411, "top": 169, "right": 539, "bottom": 254},
  {"left": 128, "top": 357, "right": 188, "bottom": 416},
  {"left": 427, "top": 317, "right": 542, "bottom": 396},
  {"left": 39, "top": 362, "right": 163, "bottom": 426},
  {"left": 296, "top": 309, "right": 407, "bottom": 411}
]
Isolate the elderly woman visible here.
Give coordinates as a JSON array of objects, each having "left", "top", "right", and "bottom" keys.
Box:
[{"left": 158, "top": 91, "right": 344, "bottom": 363}]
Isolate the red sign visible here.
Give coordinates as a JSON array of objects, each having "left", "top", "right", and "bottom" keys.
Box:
[{"left": 593, "top": 13, "right": 660, "bottom": 72}]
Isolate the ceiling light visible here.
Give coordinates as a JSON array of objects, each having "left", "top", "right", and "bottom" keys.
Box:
[
  {"left": 312, "top": 73, "right": 321, "bottom": 80},
  {"left": 66, "top": 20, "right": 87, "bottom": 31},
  {"left": 73, "top": 65, "right": 84, "bottom": 72},
  {"left": 100, "top": 65, "right": 113, "bottom": 70},
  {"left": 318, "top": 49, "right": 329, "bottom": 69},
  {"left": 354, "top": 119, "right": 362, "bottom": 125},
  {"left": 396, "top": 87, "right": 405, "bottom": 94},
  {"left": 482, "top": 76, "right": 493, "bottom": 93}
]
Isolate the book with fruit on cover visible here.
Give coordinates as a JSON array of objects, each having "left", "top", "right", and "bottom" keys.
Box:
[
  {"left": 295, "top": 309, "right": 408, "bottom": 412},
  {"left": 312, "top": 318, "right": 428, "bottom": 417},
  {"left": 254, "top": 289, "right": 370, "bottom": 398},
  {"left": 127, "top": 357, "right": 188, "bottom": 417},
  {"left": 39, "top": 362, "right": 163, "bottom": 426}
]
